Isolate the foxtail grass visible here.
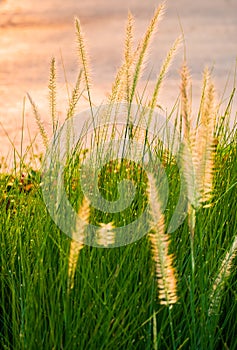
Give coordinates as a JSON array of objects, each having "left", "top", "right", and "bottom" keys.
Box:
[
  {"left": 67, "top": 196, "right": 90, "bottom": 290},
  {"left": 1, "top": 4, "right": 236, "bottom": 349},
  {"left": 147, "top": 173, "right": 178, "bottom": 306}
]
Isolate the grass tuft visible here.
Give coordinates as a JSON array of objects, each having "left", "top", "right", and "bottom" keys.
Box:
[{"left": 0, "top": 6, "right": 236, "bottom": 349}]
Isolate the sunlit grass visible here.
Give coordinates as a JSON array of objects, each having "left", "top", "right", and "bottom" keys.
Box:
[{"left": 0, "top": 4, "right": 237, "bottom": 349}]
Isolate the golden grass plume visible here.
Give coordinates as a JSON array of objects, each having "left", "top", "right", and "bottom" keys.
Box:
[
  {"left": 75, "top": 18, "right": 93, "bottom": 106},
  {"left": 67, "top": 196, "right": 90, "bottom": 290},
  {"left": 180, "top": 64, "right": 217, "bottom": 208},
  {"left": 147, "top": 173, "right": 178, "bottom": 306},
  {"left": 209, "top": 236, "right": 237, "bottom": 315},
  {"left": 110, "top": 3, "right": 165, "bottom": 103}
]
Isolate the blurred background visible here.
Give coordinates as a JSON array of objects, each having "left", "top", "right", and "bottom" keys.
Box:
[{"left": 0, "top": 0, "right": 236, "bottom": 161}]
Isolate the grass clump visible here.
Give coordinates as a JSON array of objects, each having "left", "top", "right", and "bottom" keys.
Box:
[{"left": 1, "top": 3, "right": 237, "bottom": 349}]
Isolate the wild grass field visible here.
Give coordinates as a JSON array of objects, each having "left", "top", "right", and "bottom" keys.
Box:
[{"left": 0, "top": 4, "right": 237, "bottom": 349}]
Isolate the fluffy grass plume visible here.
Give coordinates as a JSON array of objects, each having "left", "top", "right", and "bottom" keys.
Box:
[
  {"left": 68, "top": 196, "right": 90, "bottom": 290},
  {"left": 124, "top": 11, "right": 135, "bottom": 101},
  {"left": 66, "top": 70, "right": 83, "bottom": 120},
  {"left": 193, "top": 68, "right": 216, "bottom": 205},
  {"left": 180, "top": 61, "right": 192, "bottom": 139},
  {"left": 130, "top": 3, "right": 165, "bottom": 104},
  {"left": 48, "top": 57, "right": 57, "bottom": 133},
  {"left": 75, "top": 18, "right": 93, "bottom": 108},
  {"left": 110, "top": 11, "right": 135, "bottom": 102},
  {"left": 180, "top": 64, "right": 217, "bottom": 208},
  {"left": 110, "top": 3, "right": 165, "bottom": 104},
  {"left": 28, "top": 58, "right": 58, "bottom": 148},
  {"left": 209, "top": 236, "right": 237, "bottom": 316},
  {"left": 149, "top": 35, "right": 181, "bottom": 110},
  {"left": 147, "top": 173, "right": 178, "bottom": 306},
  {"left": 27, "top": 93, "right": 49, "bottom": 149}
]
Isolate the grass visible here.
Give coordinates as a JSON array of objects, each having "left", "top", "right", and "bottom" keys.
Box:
[{"left": 1, "top": 4, "right": 237, "bottom": 349}]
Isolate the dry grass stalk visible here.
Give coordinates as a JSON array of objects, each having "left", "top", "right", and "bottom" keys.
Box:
[
  {"left": 147, "top": 174, "right": 178, "bottom": 306},
  {"left": 68, "top": 196, "right": 90, "bottom": 290},
  {"left": 97, "top": 222, "right": 115, "bottom": 247}
]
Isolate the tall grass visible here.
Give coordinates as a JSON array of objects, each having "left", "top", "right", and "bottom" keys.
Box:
[{"left": 1, "top": 4, "right": 237, "bottom": 349}]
